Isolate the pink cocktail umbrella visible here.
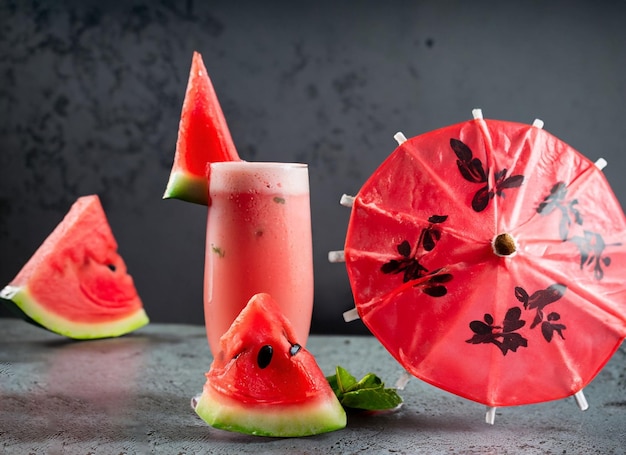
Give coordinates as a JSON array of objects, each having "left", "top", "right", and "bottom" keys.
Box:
[{"left": 331, "top": 109, "right": 626, "bottom": 423}]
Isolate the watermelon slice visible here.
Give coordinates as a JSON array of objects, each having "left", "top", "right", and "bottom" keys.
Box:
[
  {"left": 0, "top": 195, "right": 149, "bottom": 339},
  {"left": 193, "top": 293, "right": 346, "bottom": 437},
  {"left": 163, "top": 51, "right": 241, "bottom": 205}
]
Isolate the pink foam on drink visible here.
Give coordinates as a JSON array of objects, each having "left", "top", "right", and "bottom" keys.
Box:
[{"left": 209, "top": 162, "right": 309, "bottom": 194}]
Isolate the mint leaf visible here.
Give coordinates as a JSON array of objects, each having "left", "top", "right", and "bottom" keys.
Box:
[
  {"left": 354, "top": 372, "right": 383, "bottom": 391},
  {"left": 335, "top": 365, "right": 358, "bottom": 392},
  {"left": 326, "top": 366, "right": 403, "bottom": 411},
  {"left": 341, "top": 387, "right": 403, "bottom": 411}
]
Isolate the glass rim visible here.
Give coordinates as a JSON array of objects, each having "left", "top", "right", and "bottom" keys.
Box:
[{"left": 209, "top": 161, "right": 308, "bottom": 170}]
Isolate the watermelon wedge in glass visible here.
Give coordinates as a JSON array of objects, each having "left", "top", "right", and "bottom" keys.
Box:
[
  {"left": 0, "top": 195, "right": 149, "bottom": 339},
  {"left": 193, "top": 292, "right": 346, "bottom": 437},
  {"left": 163, "top": 51, "right": 241, "bottom": 205}
]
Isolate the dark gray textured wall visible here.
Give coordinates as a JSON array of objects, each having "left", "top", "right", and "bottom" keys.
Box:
[{"left": 1, "top": 0, "right": 625, "bottom": 334}]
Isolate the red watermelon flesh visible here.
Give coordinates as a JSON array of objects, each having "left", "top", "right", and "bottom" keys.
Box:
[
  {"left": 0, "top": 195, "right": 149, "bottom": 339},
  {"left": 194, "top": 293, "right": 346, "bottom": 436},
  {"left": 163, "top": 51, "right": 241, "bottom": 205}
]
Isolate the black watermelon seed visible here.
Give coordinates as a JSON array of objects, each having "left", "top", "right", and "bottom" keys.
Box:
[{"left": 257, "top": 345, "right": 273, "bottom": 369}]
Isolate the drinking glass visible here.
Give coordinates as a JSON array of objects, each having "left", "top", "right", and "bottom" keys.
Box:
[{"left": 204, "top": 161, "right": 314, "bottom": 355}]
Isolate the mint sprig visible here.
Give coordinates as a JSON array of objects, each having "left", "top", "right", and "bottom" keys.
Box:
[{"left": 326, "top": 366, "right": 403, "bottom": 411}]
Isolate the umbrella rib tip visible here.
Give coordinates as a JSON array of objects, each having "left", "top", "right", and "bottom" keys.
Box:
[
  {"left": 394, "top": 132, "right": 407, "bottom": 145},
  {"left": 340, "top": 194, "right": 355, "bottom": 207},
  {"left": 594, "top": 158, "right": 608, "bottom": 171},
  {"left": 574, "top": 390, "right": 589, "bottom": 411},
  {"left": 343, "top": 307, "right": 360, "bottom": 322},
  {"left": 395, "top": 370, "right": 412, "bottom": 390},
  {"left": 532, "top": 118, "right": 544, "bottom": 129},
  {"left": 328, "top": 250, "right": 345, "bottom": 263},
  {"left": 472, "top": 108, "right": 483, "bottom": 120},
  {"left": 485, "top": 406, "right": 497, "bottom": 425}
]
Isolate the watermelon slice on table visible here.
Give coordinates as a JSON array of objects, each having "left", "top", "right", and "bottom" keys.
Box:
[
  {"left": 193, "top": 293, "right": 346, "bottom": 437},
  {"left": 0, "top": 195, "right": 149, "bottom": 339},
  {"left": 163, "top": 51, "right": 241, "bottom": 205}
]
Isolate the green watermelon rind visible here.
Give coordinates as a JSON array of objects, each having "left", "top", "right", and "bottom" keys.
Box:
[
  {"left": 195, "top": 382, "right": 347, "bottom": 437},
  {"left": 163, "top": 170, "right": 209, "bottom": 206},
  {"left": 0, "top": 284, "right": 149, "bottom": 340},
  {"left": 0, "top": 290, "right": 46, "bottom": 329}
]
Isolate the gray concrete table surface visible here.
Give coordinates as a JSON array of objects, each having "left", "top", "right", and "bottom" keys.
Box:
[{"left": 1, "top": 320, "right": 625, "bottom": 455}]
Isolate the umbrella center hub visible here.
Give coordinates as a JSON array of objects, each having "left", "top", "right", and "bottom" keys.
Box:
[{"left": 492, "top": 233, "right": 517, "bottom": 257}]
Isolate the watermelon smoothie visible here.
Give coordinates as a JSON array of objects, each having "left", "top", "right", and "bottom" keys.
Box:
[{"left": 204, "top": 162, "right": 314, "bottom": 355}]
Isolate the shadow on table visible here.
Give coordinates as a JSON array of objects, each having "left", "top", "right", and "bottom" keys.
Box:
[
  {"left": 1, "top": 329, "right": 203, "bottom": 444},
  {"left": 144, "top": 399, "right": 488, "bottom": 446}
]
